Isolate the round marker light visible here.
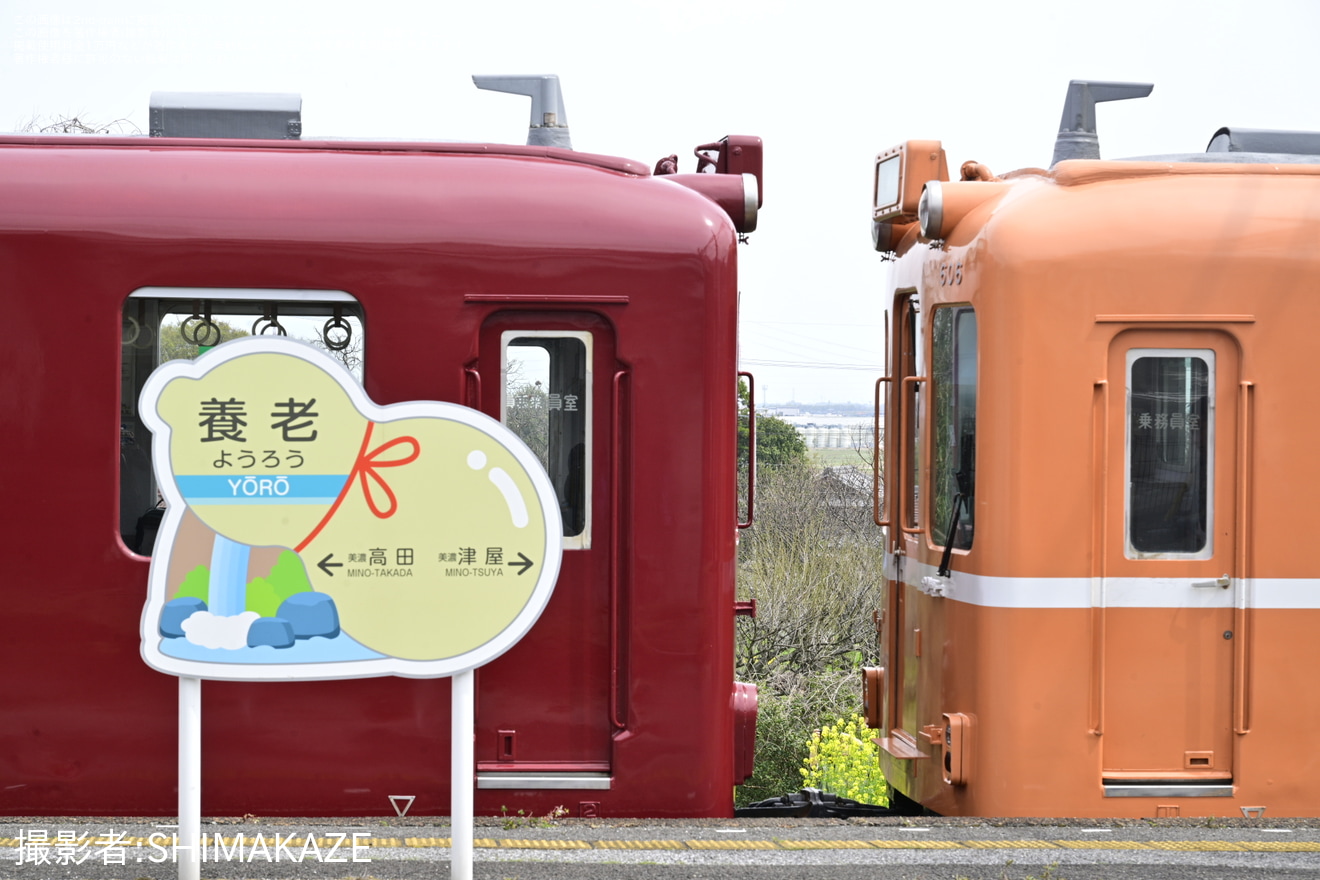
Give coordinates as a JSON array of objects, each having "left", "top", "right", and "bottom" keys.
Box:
[
  {"left": 872, "top": 220, "right": 891, "bottom": 252},
  {"left": 918, "top": 181, "right": 943, "bottom": 240}
]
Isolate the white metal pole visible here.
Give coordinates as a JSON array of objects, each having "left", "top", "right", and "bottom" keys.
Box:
[
  {"left": 451, "top": 669, "right": 474, "bottom": 880},
  {"left": 179, "top": 675, "right": 202, "bottom": 880}
]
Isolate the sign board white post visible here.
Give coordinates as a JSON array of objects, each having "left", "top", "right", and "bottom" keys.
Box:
[
  {"left": 179, "top": 676, "right": 201, "bottom": 880},
  {"left": 452, "top": 668, "right": 475, "bottom": 880},
  {"left": 138, "top": 337, "right": 563, "bottom": 880},
  {"left": 176, "top": 672, "right": 483, "bottom": 880}
]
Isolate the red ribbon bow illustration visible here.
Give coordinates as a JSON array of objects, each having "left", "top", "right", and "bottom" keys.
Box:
[{"left": 296, "top": 423, "right": 420, "bottom": 553}]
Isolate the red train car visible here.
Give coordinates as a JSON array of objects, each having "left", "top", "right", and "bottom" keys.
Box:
[
  {"left": 0, "top": 78, "right": 760, "bottom": 817},
  {"left": 863, "top": 80, "right": 1320, "bottom": 817}
]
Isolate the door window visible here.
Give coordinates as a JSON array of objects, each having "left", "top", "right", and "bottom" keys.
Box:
[
  {"left": 1126, "top": 349, "right": 1213, "bottom": 557},
  {"left": 501, "top": 332, "right": 591, "bottom": 547}
]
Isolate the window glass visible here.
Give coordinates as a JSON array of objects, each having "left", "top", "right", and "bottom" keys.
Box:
[
  {"left": 930, "top": 306, "right": 977, "bottom": 550},
  {"left": 120, "top": 290, "right": 364, "bottom": 555},
  {"left": 502, "top": 333, "right": 590, "bottom": 545},
  {"left": 1127, "top": 351, "right": 1212, "bottom": 555},
  {"left": 900, "top": 298, "right": 922, "bottom": 531}
]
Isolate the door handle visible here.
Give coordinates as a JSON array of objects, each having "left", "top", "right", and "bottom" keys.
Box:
[{"left": 1192, "top": 574, "right": 1231, "bottom": 589}]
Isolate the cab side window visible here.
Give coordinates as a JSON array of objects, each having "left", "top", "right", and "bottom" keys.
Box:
[{"left": 930, "top": 306, "right": 977, "bottom": 550}]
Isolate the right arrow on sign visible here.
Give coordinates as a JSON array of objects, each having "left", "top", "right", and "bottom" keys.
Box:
[{"left": 508, "top": 553, "right": 534, "bottom": 576}]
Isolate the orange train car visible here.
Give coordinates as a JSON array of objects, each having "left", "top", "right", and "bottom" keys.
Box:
[{"left": 863, "top": 80, "right": 1320, "bottom": 817}]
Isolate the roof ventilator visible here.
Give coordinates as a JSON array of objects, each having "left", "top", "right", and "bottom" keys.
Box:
[
  {"left": 1050, "top": 80, "right": 1152, "bottom": 166},
  {"left": 473, "top": 74, "right": 572, "bottom": 149}
]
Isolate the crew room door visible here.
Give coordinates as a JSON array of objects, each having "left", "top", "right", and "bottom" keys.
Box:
[
  {"left": 473, "top": 312, "right": 617, "bottom": 790},
  {"left": 1101, "top": 329, "right": 1240, "bottom": 786}
]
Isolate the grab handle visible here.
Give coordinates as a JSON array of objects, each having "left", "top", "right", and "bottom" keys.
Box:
[
  {"left": 873, "top": 377, "right": 892, "bottom": 528},
  {"left": 1233, "top": 380, "right": 1254, "bottom": 735},
  {"left": 610, "top": 370, "right": 630, "bottom": 731},
  {"left": 738, "top": 371, "right": 755, "bottom": 529},
  {"left": 463, "top": 367, "right": 482, "bottom": 409}
]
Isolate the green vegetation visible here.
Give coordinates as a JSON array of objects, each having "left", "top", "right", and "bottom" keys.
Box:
[
  {"left": 158, "top": 318, "right": 250, "bottom": 362},
  {"left": 499, "top": 805, "right": 569, "bottom": 830},
  {"left": 174, "top": 565, "right": 211, "bottom": 603},
  {"left": 245, "top": 550, "right": 314, "bottom": 617},
  {"left": 170, "top": 551, "right": 312, "bottom": 615},
  {"left": 810, "top": 447, "right": 870, "bottom": 468},
  {"left": 799, "top": 713, "right": 888, "bottom": 805},
  {"left": 735, "top": 449, "right": 885, "bottom": 805},
  {"left": 738, "top": 380, "right": 809, "bottom": 469}
]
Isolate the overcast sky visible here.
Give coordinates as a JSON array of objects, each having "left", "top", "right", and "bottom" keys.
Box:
[{"left": 5, "top": 0, "right": 1318, "bottom": 403}]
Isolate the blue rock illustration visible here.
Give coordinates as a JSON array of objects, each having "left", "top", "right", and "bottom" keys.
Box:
[
  {"left": 277, "top": 592, "right": 341, "bottom": 640},
  {"left": 160, "top": 597, "right": 208, "bottom": 638},
  {"left": 248, "top": 617, "right": 296, "bottom": 649}
]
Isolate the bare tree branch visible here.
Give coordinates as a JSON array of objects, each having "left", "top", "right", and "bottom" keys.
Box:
[{"left": 19, "top": 113, "right": 140, "bottom": 135}]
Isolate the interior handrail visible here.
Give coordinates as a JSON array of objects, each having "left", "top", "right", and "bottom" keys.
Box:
[{"left": 898, "top": 376, "right": 927, "bottom": 535}]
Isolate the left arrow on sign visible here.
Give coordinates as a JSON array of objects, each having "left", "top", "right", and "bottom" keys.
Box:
[{"left": 318, "top": 554, "right": 344, "bottom": 577}]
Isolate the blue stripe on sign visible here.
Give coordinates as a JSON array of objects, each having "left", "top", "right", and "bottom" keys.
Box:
[
  {"left": 185, "top": 497, "right": 343, "bottom": 505},
  {"left": 176, "top": 474, "right": 349, "bottom": 504}
]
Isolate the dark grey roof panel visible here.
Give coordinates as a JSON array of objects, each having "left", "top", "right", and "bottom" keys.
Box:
[
  {"left": 1128, "top": 152, "right": 1320, "bottom": 164},
  {"left": 1206, "top": 127, "right": 1320, "bottom": 155},
  {"left": 149, "top": 92, "right": 302, "bottom": 139}
]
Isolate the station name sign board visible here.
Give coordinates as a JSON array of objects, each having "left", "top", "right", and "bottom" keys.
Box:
[{"left": 138, "top": 337, "right": 562, "bottom": 681}]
